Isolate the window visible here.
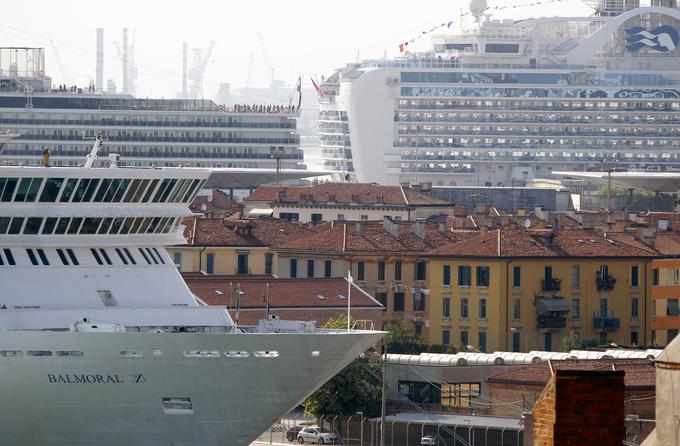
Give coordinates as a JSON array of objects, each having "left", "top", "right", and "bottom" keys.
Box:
[
  {"left": 631, "top": 331, "right": 638, "bottom": 346},
  {"left": 443, "top": 265, "right": 451, "bottom": 286},
  {"left": 91, "top": 249, "right": 104, "bottom": 265},
  {"left": 394, "top": 292, "right": 405, "bottom": 312},
  {"left": 311, "top": 213, "right": 323, "bottom": 223},
  {"left": 667, "top": 299, "right": 679, "bottom": 316},
  {"left": 513, "top": 298, "right": 521, "bottom": 320},
  {"left": 394, "top": 261, "right": 402, "bottom": 281},
  {"left": 669, "top": 329, "right": 678, "bottom": 343},
  {"left": 307, "top": 259, "right": 315, "bottom": 278},
  {"left": 414, "top": 324, "right": 423, "bottom": 338},
  {"left": 572, "top": 297, "right": 580, "bottom": 320},
  {"left": 173, "top": 252, "right": 182, "bottom": 270},
  {"left": 324, "top": 260, "right": 332, "bottom": 278},
  {"left": 24, "top": 217, "right": 42, "bottom": 235},
  {"left": 414, "top": 290, "right": 426, "bottom": 312},
  {"left": 460, "top": 330, "right": 469, "bottom": 348},
  {"left": 265, "top": 253, "right": 273, "bottom": 275},
  {"left": 458, "top": 266, "right": 471, "bottom": 287},
  {"left": 441, "top": 383, "right": 481, "bottom": 407},
  {"left": 479, "top": 297, "right": 487, "bottom": 320},
  {"left": 631, "top": 265, "right": 639, "bottom": 288},
  {"left": 513, "top": 266, "right": 521, "bottom": 288},
  {"left": 442, "top": 296, "right": 451, "bottom": 319},
  {"left": 66, "top": 249, "right": 78, "bottom": 266},
  {"left": 479, "top": 332, "right": 487, "bottom": 352},
  {"left": 122, "top": 248, "right": 136, "bottom": 265},
  {"left": 360, "top": 215, "right": 368, "bottom": 220},
  {"left": 206, "top": 253, "right": 215, "bottom": 274},
  {"left": 56, "top": 249, "right": 69, "bottom": 265},
  {"left": 398, "top": 381, "right": 440, "bottom": 404},
  {"left": 337, "top": 214, "right": 345, "bottom": 221},
  {"left": 26, "top": 249, "right": 39, "bottom": 266},
  {"left": 415, "top": 261, "right": 427, "bottom": 281},
  {"left": 290, "top": 258, "right": 298, "bottom": 278},
  {"left": 544, "top": 333, "right": 552, "bottom": 351},
  {"left": 460, "top": 297, "right": 469, "bottom": 319},
  {"left": 631, "top": 295, "right": 639, "bottom": 319},
  {"left": 278, "top": 212, "right": 299, "bottom": 222},
  {"left": 36, "top": 249, "right": 49, "bottom": 266},
  {"left": 376, "top": 292, "right": 387, "bottom": 308},
  {"left": 572, "top": 265, "right": 580, "bottom": 288},
  {"left": 378, "top": 261, "right": 385, "bottom": 281},
  {"left": 653, "top": 268, "right": 659, "bottom": 285},
  {"left": 476, "top": 266, "right": 490, "bottom": 287},
  {"left": 237, "top": 253, "right": 249, "bottom": 274},
  {"left": 357, "top": 261, "right": 365, "bottom": 281},
  {"left": 116, "top": 249, "right": 130, "bottom": 265},
  {"left": 2, "top": 249, "right": 15, "bottom": 266},
  {"left": 512, "top": 332, "right": 520, "bottom": 352},
  {"left": 442, "top": 329, "right": 451, "bottom": 345},
  {"left": 669, "top": 269, "right": 680, "bottom": 285}
]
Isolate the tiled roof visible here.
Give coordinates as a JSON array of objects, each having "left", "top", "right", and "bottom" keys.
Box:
[
  {"left": 653, "top": 233, "right": 680, "bottom": 256},
  {"left": 487, "top": 359, "right": 654, "bottom": 389},
  {"left": 181, "top": 217, "right": 312, "bottom": 248},
  {"left": 182, "top": 274, "right": 383, "bottom": 308},
  {"left": 427, "top": 228, "right": 658, "bottom": 258},
  {"left": 276, "top": 220, "right": 476, "bottom": 254},
  {"left": 245, "top": 183, "right": 450, "bottom": 206}
]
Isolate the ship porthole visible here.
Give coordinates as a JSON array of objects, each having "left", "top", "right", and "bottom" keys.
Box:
[{"left": 311, "top": 351, "right": 321, "bottom": 357}]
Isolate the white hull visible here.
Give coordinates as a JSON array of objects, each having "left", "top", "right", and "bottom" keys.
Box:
[{"left": 0, "top": 330, "right": 383, "bottom": 446}]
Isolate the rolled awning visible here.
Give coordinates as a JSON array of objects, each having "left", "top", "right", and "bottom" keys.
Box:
[
  {"left": 535, "top": 298, "right": 570, "bottom": 315},
  {"left": 247, "top": 208, "right": 273, "bottom": 217}
]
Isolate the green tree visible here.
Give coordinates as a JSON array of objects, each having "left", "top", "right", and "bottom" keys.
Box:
[
  {"left": 559, "top": 331, "right": 584, "bottom": 352},
  {"left": 384, "top": 321, "right": 427, "bottom": 354},
  {"left": 302, "top": 316, "right": 382, "bottom": 420}
]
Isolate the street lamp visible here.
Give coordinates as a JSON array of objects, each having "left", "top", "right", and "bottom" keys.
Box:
[
  {"left": 270, "top": 145, "right": 285, "bottom": 185},
  {"left": 356, "top": 411, "right": 364, "bottom": 446},
  {"left": 510, "top": 327, "right": 528, "bottom": 352}
]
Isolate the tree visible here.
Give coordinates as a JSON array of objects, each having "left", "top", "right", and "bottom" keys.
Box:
[
  {"left": 384, "top": 321, "right": 427, "bottom": 354},
  {"left": 302, "top": 316, "right": 382, "bottom": 420},
  {"left": 559, "top": 331, "right": 584, "bottom": 352}
]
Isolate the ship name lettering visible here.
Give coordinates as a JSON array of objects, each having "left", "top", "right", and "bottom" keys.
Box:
[{"left": 47, "top": 373, "right": 126, "bottom": 384}]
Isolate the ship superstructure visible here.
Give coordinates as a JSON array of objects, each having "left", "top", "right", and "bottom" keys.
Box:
[
  {"left": 320, "top": 4, "right": 680, "bottom": 186},
  {"left": 0, "top": 136, "right": 382, "bottom": 445}
]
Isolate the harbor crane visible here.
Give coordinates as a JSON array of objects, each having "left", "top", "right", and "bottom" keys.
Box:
[{"left": 188, "top": 41, "right": 215, "bottom": 99}]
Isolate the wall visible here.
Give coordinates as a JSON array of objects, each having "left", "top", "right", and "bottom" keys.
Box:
[
  {"left": 167, "top": 246, "right": 273, "bottom": 275},
  {"left": 651, "top": 258, "right": 680, "bottom": 346},
  {"left": 272, "top": 204, "right": 410, "bottom": 223}
]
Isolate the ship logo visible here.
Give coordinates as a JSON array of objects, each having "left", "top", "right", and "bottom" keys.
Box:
[{"left": 625, "top": 26, "right": 679, "bottom": 52}]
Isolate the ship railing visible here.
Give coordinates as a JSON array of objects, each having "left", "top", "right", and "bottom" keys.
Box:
[{"left": 351, "top": 320, "right": 375, "bottom": 331}]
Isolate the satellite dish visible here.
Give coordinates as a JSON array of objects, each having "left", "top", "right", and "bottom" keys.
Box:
[
  {"left": 523, "top": 219, "right": 531, "bottom": 229},
  {"left": 469, "top": 0, "right": 488, "bottom": 21}
]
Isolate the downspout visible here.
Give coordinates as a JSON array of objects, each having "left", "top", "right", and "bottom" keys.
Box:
[
  {"left": 644, "top": 258, "right": 652, "bottom": 346},
  {"left": 198, "top": 246, "right": 207, "bottom": 273},
  {"left": 505, "top": 259, "right": 512, "bottom": 351}
]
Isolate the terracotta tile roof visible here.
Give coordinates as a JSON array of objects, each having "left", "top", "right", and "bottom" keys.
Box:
[
  {"left": 181, "top": 217, "right": 312, "bottom": 248},
  {"left": 487, "top": 359, "right": 654, "bottom": 389},
  {"left": 245, "top": 183, "right": 450, "bottom": 206},
  {"left": 275, "top": 220, "right": 476, "bottom": 254},
  {"left": 427, "top": 228, "right": 659, "bottom": 258},
  {"left": 182, "top": 274, "right": 383, "bottom": 309},
  {"left": 653, "top": 233, "right": 680, "bottom": 256}
]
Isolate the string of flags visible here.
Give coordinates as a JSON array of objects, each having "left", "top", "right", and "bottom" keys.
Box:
[{"left": 398, "top": 0, "right": 573, "bottom": 53}]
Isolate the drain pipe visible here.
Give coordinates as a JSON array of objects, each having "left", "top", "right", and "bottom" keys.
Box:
[
  {"left": 198, "top": 246, "right": 206, "bottom": 273},
  {"left": 505, "top": 260, "right": 512, "bottom": 351}
]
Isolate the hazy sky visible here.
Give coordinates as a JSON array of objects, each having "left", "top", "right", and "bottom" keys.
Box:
[{"left": 1, "top": 0, "right": 593, "bottom": 98}]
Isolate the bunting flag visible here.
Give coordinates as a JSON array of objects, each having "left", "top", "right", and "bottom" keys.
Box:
[{"left": 311, "top": 77, "right": 324, "bottom": 97}]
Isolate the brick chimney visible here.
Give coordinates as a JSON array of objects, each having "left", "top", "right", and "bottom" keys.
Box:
[{"left": 532, "top": 367, "right": 625, "bottom": 446}]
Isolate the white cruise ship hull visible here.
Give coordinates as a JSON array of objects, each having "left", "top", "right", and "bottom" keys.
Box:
[{"left": 0, "top": 330, "right": 383, "bottom": 446}]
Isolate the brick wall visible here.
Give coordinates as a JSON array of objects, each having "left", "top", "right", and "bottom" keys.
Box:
[{"left": 532, "top": 369, "right": 625, "bottom": 446}]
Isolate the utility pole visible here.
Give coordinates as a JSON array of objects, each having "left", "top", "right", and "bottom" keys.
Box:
[
  {"left": 601, "top": 159, "right": 619, "bottom": 210},
  {"left": 380, "top": 343, "right": 387, "bottom": 446},
  {"left": 270, "top": 146, "right": 285, "bottom": 184}
]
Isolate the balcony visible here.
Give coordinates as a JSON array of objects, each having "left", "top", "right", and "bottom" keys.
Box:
[
  {"left": 596, "top": 272, "right": 616, "bottom": 292},
  {"left": 535, "top": 298, "right": 570, "bottom": 331},
  {"left": 541, "top": 278, "right": 562, "bottom": 292},
  {"left": 537, "top": 314, "right": 567, "bottom": 330},
  {"left": 593, "top": 311, "right": 620, "bottom": 331}
]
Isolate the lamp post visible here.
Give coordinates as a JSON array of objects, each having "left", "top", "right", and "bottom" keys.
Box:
[
  {"left": 270, "top": 145, "right": 285, "bottom": 185},
  {"left": 356, "top": 411, "right": 364, "bottom": 446},
  {"left": 600, "top": 159, "right": 619, "bottom": 211},
  {"left": 510, "top": 327, "right": 528, "bottom": 352}
]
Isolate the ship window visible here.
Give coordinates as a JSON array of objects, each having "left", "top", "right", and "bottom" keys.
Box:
[
  {"left": 0, "top": 350, "right": 22, "bottom": 357},
  {"left": 66, "top": 249, "right": 79, "bottom": 266},
  {"left": 0, "top": 178, "right": 18, "bottom": 202},
  {"left": 56, "top": 249, "right": 69, "bottom": 265},
  {"left": 8, "top": 217, "right": 24, "bottom": 234},
  {"left": 147, "top": 217, "right": 162, "bottom": 233},
  {"left": 141, "top": 179, "right": 160, "bottom": 202},
  {"left": 183, "top": 350, "right": 220, "bottom": 358},
  {"left": 159, "top": 179, "right": 178, "bottom": 202},
  {"left": 154, "top": 217, "right": 168, "bottom": 234},
  {"left": 152, "top": 179, "right": 172, "bottom": 203},
  {"left": 42, "top": 217, "right": 57, "bottom": 235},
  {"left": 146, "top": 248, "right": 159, "bottom": 265},
  {"left": 123, "top": 248, "right": 137, "bottom": 265},
  {"left": 115, "top": 248, "right": 129, "bottom": 265},
  {"left": 39, "top": 178, "right": 64, "bottom": 202},
  {"left": 0, "top": 217, "right": 9, "bottom": 234},
  {"left": 152, "top": 248, "right": 166, "bottom": 264},
  {"left": 138, "top": 248, "right": 152, "bottom": 264},
  {"left": 104, "top": 179, "right": 122, "bottom": 202},
  {"left": 13, "top": 178, "right": 33, "bottom": 202},
  {"left": 67, "top": 218, "right": 83, "bottom": 235},
  {"left": 181, "top": 179, "right": 203, "bottom": 202},
  {"left": 36, "top": 249, "right": 49, "bottom": 265},
  {"left": 112, "top": 178, "right": 130, "bottom": 202},
  {"left": 97, "top": 289, "right": 117, "bottom": 306},
  {"left": 122, "top": 179, "right": 143, "bottom": 203},
  {"left": 3, "top": 249, "right": 16, "bottom": 265},
  {"left": 120, "top": 350, "right": 143, "bottom": 357},
  {"left": 162, "top": 217, "right": 175, "bottom": 233},
  {"left": 138, "top": 217, "right": 152, "bottom": 233},
  {"left": 93, "top": 179, "right": 112, "bottom": 202},
  {"left": 55, "top": 351, "right": 84, "bottom": 357},
  {"left": 130, "top": 217, "right": 144, "bottom": 234},
  {"left": 119, "top": 218, "right": 134, "bottom": 235},
  {"left": 253, "top": 351, "right": 280, "bottom": 358},
  {"left": 55, "top": 218, "right": 70, "bottom": 235},
  {"left": 132, "top": 179, "right": 152, "bottom": 202},
  {"left": 26, "top": 249, "right": 39, "bottom": 266},
  {"left": 59, "top": 178, "right": 79, "bottom": 202},
  {"left": 72, "top": 178, "right": 93, "bottom": 202},
  {"left": 90, "top": 248, "right": 103, "bottom": 265},
  {"left": 171, "top": 179, "right": 191, "bottom": 202},
  {"left": 99, "top": 249, "right": 112, "bottom": 265},
  {"left": 82, "top": 179, "right": 101, "bottom": 202},
  {"left": 225, "top": 351, "right": 249, "bottom": 358},
  {"left": 24, "top": 217, "right": 42, "bottom": 235},
  {"left": 27, "top": 350, "right": 53, "bottom": 357},
  {"left": 98, "top": 218, "right": 113, "bottom": 234},
  {"left": 161, "top": 397, "right": 193, "bottom": 414},
  {"left": 80, "top": 218, "right": 101, "bottom": 235},
  {"left": 109, "top": 218, "right": 124, "bottom": 235}
]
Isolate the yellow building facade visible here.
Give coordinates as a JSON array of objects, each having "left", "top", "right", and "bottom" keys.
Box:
[
  {"left": 426, "top": 229, "right": 656, "bottom": 352},
  {"left": 167, "top": 245, "right": 274, "bottom": 276}
]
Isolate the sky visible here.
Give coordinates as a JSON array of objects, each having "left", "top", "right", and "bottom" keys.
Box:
[{"left": 0, "top": 0, "right": 594, "bottom": 99}]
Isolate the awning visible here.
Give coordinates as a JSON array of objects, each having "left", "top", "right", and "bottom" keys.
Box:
[
  {"left": 247, "top": 208, "right": 273, "bottom": 217},
  {"left": 535, "top": 298, "right": 570, "bottom": 315}
]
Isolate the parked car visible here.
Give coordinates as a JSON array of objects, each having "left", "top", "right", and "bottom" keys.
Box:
[
  {"left": 297, "top": 426, "right": 341, "bottom": 444},
  {"left": 286, "top": 426, "right": 304, "bottom": 442}
]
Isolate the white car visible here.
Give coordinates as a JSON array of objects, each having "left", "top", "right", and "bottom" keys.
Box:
[{"left": 297, "top": 426, "right": 341, "bottom": 444}]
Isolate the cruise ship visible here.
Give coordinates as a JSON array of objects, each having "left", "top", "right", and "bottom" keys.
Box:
[
  {"left": 0, "top": 47, "right": 305, "bottom": 171},
  {"left": 320, "top": 1, "right": 680, "bottom": 186},
  {"left": 0, "top": 135, "right": 383, "bottom": 445}
]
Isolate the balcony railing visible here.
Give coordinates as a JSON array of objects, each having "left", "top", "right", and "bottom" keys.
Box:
[
  {"left": 541, "top": 278, "right": 562, "bottom": 292},
  {"left": 593, "top": 311, "right": 620, "bottom": 331},
  {"left": 537, "top": 314, "right": 567, "bottom": 330},
  {"left": 596, "top": 272, "right": 616, "bottom": 292}
]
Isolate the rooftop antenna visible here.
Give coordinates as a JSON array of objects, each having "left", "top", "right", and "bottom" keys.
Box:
[{"left": 83, "top": 133, "right": 105, "bottom": 168}]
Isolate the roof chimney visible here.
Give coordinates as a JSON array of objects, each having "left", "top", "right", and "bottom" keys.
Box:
[
  {"left": 383, "top": 216, "right": 398, "bottom": 238},
  {"left": 413, "top": 221, "right": 425, "bottom": 239}
]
